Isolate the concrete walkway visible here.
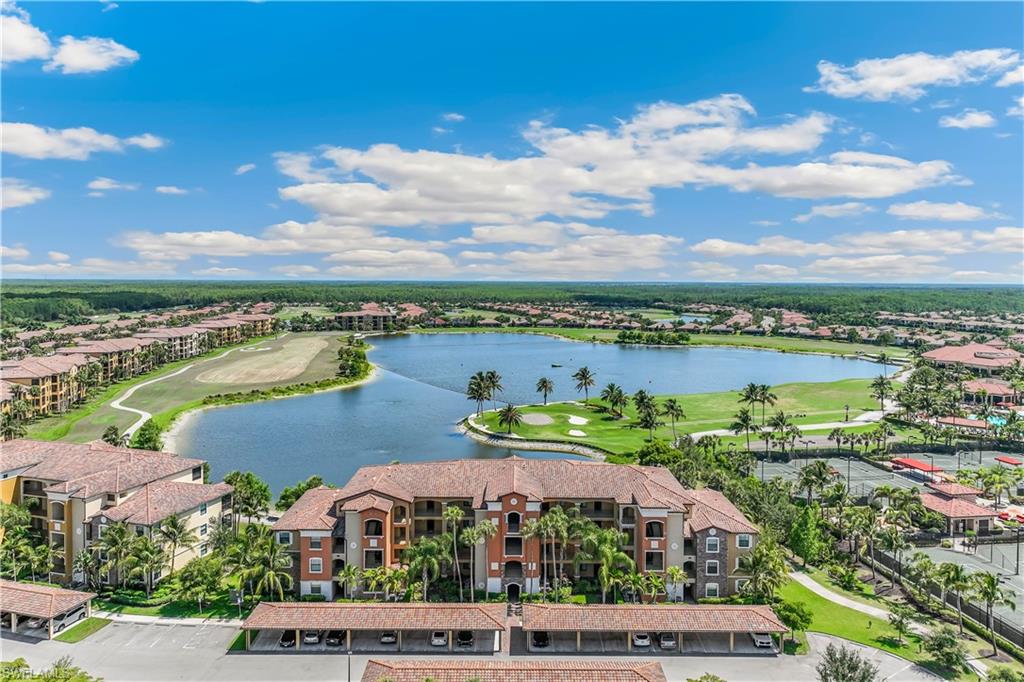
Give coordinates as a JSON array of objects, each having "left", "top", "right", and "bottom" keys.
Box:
[{"left": 96, "top": 609, "right": 243, "bottom": 627}]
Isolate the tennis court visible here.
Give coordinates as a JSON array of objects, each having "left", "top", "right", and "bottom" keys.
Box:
[{"left": 761, "top": 456, "right": 921, "bottom": 498}]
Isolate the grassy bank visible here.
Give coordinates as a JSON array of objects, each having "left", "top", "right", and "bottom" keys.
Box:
[
  {"left": 476, "top": 378, "right": 878, "bottom": 455},
  {"left": 54, "top": 617, "right": 111, "bottom": 643}
]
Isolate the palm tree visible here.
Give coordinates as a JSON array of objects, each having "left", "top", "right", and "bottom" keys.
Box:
[
  {"left": 643, "top": 573, "right": 665, "bottom": 604},
  {"left": 575, "top": 527, "right": 634, "bottom": 603},
  {"left": 730, "top": 408, "right": 756, "bottom": 452},
  {"left": 363, "top": 566, "right": 386, "bottom": 598},
  {"left": 102, "top": 426, "right": 129, "bottom": 447},
  {"left": 757, "top": 384, "right": 778, "bottom": 425},
  {"left": 572, "top": 366, "right": 596, "bottom": 404},
  {"left": 535, "top": 377, "right": 554, "bottom": 405},
  {"left": 466, "top": 373, "right": 489, "bottom": 416},
  {"left": 971, "top": 571, "right": 1016, "bottom": 654},
  {"left": 461, "top": 526, "right": 480, "bottom": 602},
  {"left": 739, "top": 383, "right": 760, "bottom": 417},
  {"left": 937, "top": 562, "right": 971, "bottom": 634},
  {"left": 483, "top": 370, "right": 503, "bottom": 411},
  {"left": 28, "top": 543, "right": 58, "bottom": 582},
  {"left": 623, "top": 570, "right": 646, "bottom": 603},
  {"left": 74, "top": 549, "right": 100, "bottom": 590},
  {"left": 737, "top": 536, "right": 787, "bottom": 602},
  {"left": 908, "top": 551, "right": 937, "bottom": 608},
  {"left": 337, "top": 564, "right": 362, "bottom": 598},
  {"left": 521, "top": 518, "right": 546, "bottom": 595},
  {"left": 0, "top": 414, "right": 27, "bottom": 441},
  {"left": 797, "top": 460, "right": 834, "bottom": 505},
  {"left": 405, "top": 537, "right": 446, "bottom": 602},
  {"left": 126, "top": 537, "right": 168, "bottom": 598},
  {"left": 661, "top": 399, "right": 685, "bottom": 442},
  {"left": 878, "top": 526, "right": 912, "bottom": 589},
  {"left": 870, "top": 375, "right": 893, "bottom": 411},
  {"left": 442, "top": 505, "right": 465, "bottom": 602},
  {"left": 665, "top": 565, "right": 686, "bottom": 602},
  {"left": 157, "top": 513, "right": 199, "bottom": 576},
  {"left": 600, "top": 383, "right": 628, "bottom": 417},
  {"left": 226, "top": 524, "right": 271, "bottom": 600},
  {"left": 474, "top": 519, "right": 497, "bottom": 601},
  {"left": 497, "top": 403, "right": 523, "bottom": 435},
  {"left": 95, "top": 522, "right": 135, "bottom": 587}
]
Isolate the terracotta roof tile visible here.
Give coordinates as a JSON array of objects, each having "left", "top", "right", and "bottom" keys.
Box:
[
  {"left": 243, "top": 602, "right": 506, "bottom": 631},
  {"left": 361, "top": 659, "right": 667, "bottom": 682},
  {"left": 522, "top": 603, "right": 787, "bottom": 633},
  {"left": 0, "top": 580, "right": 94, "bottom": 619},
  {"left": 96, "top": 481, "right": 232, "bottom": 526},
  {"left": 921, "top": 493, "right": 995, "bottom": 519}
]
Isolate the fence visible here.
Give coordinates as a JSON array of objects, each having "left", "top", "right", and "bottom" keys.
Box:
[{"left": 865, "top": 547, "right": 1024, "bottom": 648}]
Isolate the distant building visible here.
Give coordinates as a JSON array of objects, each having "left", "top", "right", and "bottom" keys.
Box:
[
  {"left": 336, "top": 310, "right": 396, "bottom": 332},
  {"left": 922, "top": 342, "right": 1022, "bottom": 375}
]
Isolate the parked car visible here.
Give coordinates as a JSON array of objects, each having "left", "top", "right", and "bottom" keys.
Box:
[
  {"left": 456, "top": 631, "right": 474, "bottom": 647},
  {"left": 531, "top": 631, "right": 550, "bottom": 648},
  {"left": 0, "top": 612, "right": 9, "bottom": 629},
  {"left": 279, "top": 630, "right": 297, "bottom": 648},
  {"left": 51, "top": 606, "right": 87, "bottom": 633},
  {"left": 430, "top": 631, "right": 447, "bottom": 647},
  {"left": 379, "top": 631, "right": 398, "bottom": 644},
  {"left": 325, "top": 630, "right": 345, "bottom": 647},
  {"left": 632, "top": 632, "right": 651, "bottom": 648},
  {"left": 24, "top": 617, "right": 46, "bottom": 630},
  {"left": 657, "top": 632, "right": 677, "bottom": 649},
  {"left": 302, "top": 630, "right": 322, "bottom": 645},
  {"left": 751, "top": 633, "right": 774, "bottom": 648}
]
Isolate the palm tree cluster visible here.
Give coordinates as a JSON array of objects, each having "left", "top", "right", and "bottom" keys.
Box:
[
  {"left": 956, "top": 466, "right": 1024, "bottom": 509},
  {"left": 466, "top": 370, "right": 503, "bottom": 416}
]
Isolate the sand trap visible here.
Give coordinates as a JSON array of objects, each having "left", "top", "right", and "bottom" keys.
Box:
[
  {"left": 522, "top": 413, "right": 554, "bottom": 426},
  {"left": 568, "top": 429, "right": 587, "bottom": 437},
  {"left": 568, "top": 415, "right": 589, "bottom": 425},
  {"left": 196, "top": 337, "right": 328, "bottom": 385}
]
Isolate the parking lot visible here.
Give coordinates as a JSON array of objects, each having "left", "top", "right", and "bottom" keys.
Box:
[
  {"left": 524, "top": 630, "right": 774, "bottom": 655},
  {"left": 247, "top": 628, "right": 498, "bottom": 654}
]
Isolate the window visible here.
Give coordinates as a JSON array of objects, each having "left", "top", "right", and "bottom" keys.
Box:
[
  {"left": 504, "top": 537, "right": 523, "bottom": 556},
  {"left": 737, "top": 534, "right": 752, "bottom": 549},
  {"left": 705, "top": 583, "right": 719, "bottom": 598},
  {"left": 277, "top": 531, "right": 292, "bottom": 545},
  {"left": 309, "top": 558, "right": 323, "bottom": 573},
  {"left": 706, "top": 537, "right": 720, "bottom": 553},
  {"left": 645, "top": 521, "right": 665, "bottom": 539},
  {"left": 706, "top": 560, "right": 719, "bottom": 576},
  {"left": 506, "top": 512, "right": 521, "bottom": 533},
  {"left": 192, "top": 467, "right": 202, "bottom": 481},
  {"left": 644, "top": 551, "right": 664, "bottom": 572},
  {"left": 200, "top": 543, "right": 208, "bottom": 557},
  {"left": 309, "top": 536, "right": 323, "bottom": 550},
  {"left": 364, "top": 520, "right": 383, "bottom": 537},
  {"left": 310, "top": 584, "right": 322, "bottom": 595},
  {"left": 200, "top": 523, "right": 208, "bottom": 536},
  {"left": 199, "top": 502, "right": 208, "bottom": 516},
  {"left": 135, "top": 525, "right": 145, "bottom": 537}
]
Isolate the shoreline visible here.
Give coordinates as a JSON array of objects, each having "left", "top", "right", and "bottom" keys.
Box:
[
  {"left": 458, "top": 417, "right": 610, "bottom": 461},
  {"left": 162, "top": 365, "right": 379, "bottom": 454}
]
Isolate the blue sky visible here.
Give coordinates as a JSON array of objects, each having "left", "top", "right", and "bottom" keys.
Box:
[{"left": 2, "top": 1, "right": 1022, "bottom": 282}]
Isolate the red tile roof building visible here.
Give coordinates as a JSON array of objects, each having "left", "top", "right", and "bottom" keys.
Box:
[
  {"left": 922, "top": 343, "right": 1022, "bottom": 374},
  {"left": 361, "top": 660, "right": 667, "bottom": 682}
]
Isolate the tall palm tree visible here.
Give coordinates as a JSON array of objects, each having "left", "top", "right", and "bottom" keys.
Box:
[
  {"left": 739, "top": 383, "right": 760, "bottom": 417},
  {"left": 126, "top": 537, "right": 168, "bottom": 597},
  {"left": 878, "top": 525, "right": 912, "bottom": 588},
  {"left": 461, "top": 526, "right": 480, "bottom": 602},
  {"left": 600, "top": 383, "right": 628, "bottom": 417},
  {"left": 483, "top": 370, "right": 503, "bottom": 411},
  {"left": 575, "top": 527, "right": 634, "bottom": 603},
  {"left": 730, "top": 408, "right": 756, "bottom": 452},
  {"left": 908, "top": 551, "right": 937, "bottom": 608},
  {"left": 661, "top": 399, "right": 685, "bottom": 442},
  {"left": 95, "top": 522, "right": 135, "bottom": 587},
  {"left": 497, "top": 403, "right": 523, "bottom": 434},
  {"left": 521, "top": 518, "right": 546, "bottom": 595},
  {"left": 797, "top": 460, "right": 834, "bottom": 505},
  {"left": 74, "top": 549, "right": 100, "bottom": 590},
  {"left": 253, "top": 540, "right": 293, "bottom": 601},
  {"left": 623, "top": 570, "right": 646, "bottom": 603},
  {"left": 28, "top": 543, "right": 58, "bottom": 582},
  {"left": 442, "top": 505, "right": 465, "bottom": 602},
  {"left": 466, "top": 373, "right": 489, "bottom": 416},
  {"left": 157, "top": 513, "right": 199, "bottom": 576},
  {"left": 665, "top": 565, "right": 686, "bottom": 601},
  {"left": 643, "top": 573, "right": 665, "bottom": 604},
  {"left": 405, "top": 537, "right": 446, "bottom": 602},
  {"left": 474, "top": 519, "right": 497, "bottom": 601},
  {"left": 572, "top": 366, "right": 596, "bottom": 404},
  {"left": 535, "top": 377, "right": 554, "bottom": 405},
  {"left": 870, "top": 375, "right": 893, "bottom": 411},
  {"left": 737, "top": 536, "right": 787, "bottom": 602},
  {"left": 937, "top": 562, "right": 971, "bottom": 634},
  {"left": 757, "top": 384, "right": 778, "bottom": 425},
  {"left": 971, "top": 571, "right": 1016, "bottom": 654},
  {"left": 337, "top": 564, "right": 362, "bottom": 598},
  {"left": 363, "top": 566, "right": 387, "bottom": 598}
]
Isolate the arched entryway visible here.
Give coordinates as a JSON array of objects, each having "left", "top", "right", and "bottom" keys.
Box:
[{"left": 506, "top": 583, "right": 521, "bottom": 602}]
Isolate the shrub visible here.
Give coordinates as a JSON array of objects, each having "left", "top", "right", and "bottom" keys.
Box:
[{"left": 300, "top": 594, "right": 326, "bottom": 602}]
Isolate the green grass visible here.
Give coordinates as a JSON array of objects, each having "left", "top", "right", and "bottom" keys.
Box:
[
  {"left": 228, "top": 630, "right": 247, "bottom": 651},
  {"left": 54, "top": 617, "right": 110, "bottom": 643},
  {"left": 95, "top": 592, "right": 245, "bottom": 620},
  {"left": 476, "top": 378, "right": 879, "bottom": 455},
  {"left": 275, "top": 305, "right": 335, "bottom": 320}
]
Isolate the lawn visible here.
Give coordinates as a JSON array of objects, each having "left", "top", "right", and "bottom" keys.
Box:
[
  {"left": 476, "top": 378, "right": 879, "bottom": 455},
  {"left": 94, "top": 591, "right": 246, "bottom": 620},
  {"left": 54, "top": 617, "right": 110, "bottom": 643},
  {"left": 275, "top": 305, "right": 335, "bottom": 320}
]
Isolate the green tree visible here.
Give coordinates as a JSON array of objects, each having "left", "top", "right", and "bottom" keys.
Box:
[
  {"left": 936, "top": 562, "right": 971, "bottom": 635},
  {"left": 870, "top": 375, "right": 893, "bottom": 411},
  {"left": 177, "top": 555, "right": 224, "bottom": 613},
  {"left": 572, "top": 366, "right": 596, "bottom": 404},
  {"left": 497, "top": 403, "right": 523, "bottom": 435},
  {"left": 404, "top": 537, "right": 447, "bottom": 602},
  {"left": 535, "top": 377, "right": 554, "bottom": 405},
  {"left": 970, "top": 571, "right": 1017, "bottom": 654},
  {"left": 0, "top": 656, "right": 102, "bottom": 682},
  {"left": 466, "top": 373, "right": 489, "bottom": 416},
  {"left": 789, "top": 506, "right": 823, "bottom": 567},
  {"left": 102, "top": 425, "right": 129, "bottom": 447},
  {"left": 443, "top": 505, "right": 465, "bottom": 602},
  {"left": 923, "top": 625, "right": 967, "bottom": 674},
  {"left": 816, "top": 642, "right": 880, "bottom": 682},
  {"left": 729, "top": 408, "right": 756, "bottom": 452},
  {"left": 126, "top": 536, "right": 168, "bottom": 597},
  {"left": 276, "top": 475, "right": 327, "bottom": 511},
  {"left": 738, "top": 535, "right": 787, "bottom": 602},
  {"left": 224, "top": 471, "right": 272, "bottom": 525},
  {"left": 336, "top": 564, "right": 362, "bottom": 598},
  {"left": 887, "top": 603, "right": 917, "bottom": 646},
  {"left": 776, "top": 599, "right": 812, "bottom": 643},
  {"left": 483, "top": 370, "right": 503, "bottom": 411},
  {"left": 130, "top": 419, "right": 164, "bottom": 450},
  {"left": 252, "top": 538, "right": 293, "bottom": 601},
  {"left": 575, "top": 527, "right": 634, "bottom": 603},
  {"left": 1, "top": 413, "right": 27, "bottom": 440},
  {"left": 156, "top": 513, "right": 199, "bottom": 576},
  {"left": 95, "top": 522, "right": 135, "bottom": 587}
]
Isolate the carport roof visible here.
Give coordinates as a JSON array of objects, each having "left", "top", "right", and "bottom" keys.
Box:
[
  {"left": 361, "top": 659, "right": 667, "bottom": 682},
  {"left": 522, "top": 603, "right": 787, "bottom": 633},
  {"left": 242, "top": 602, "right": 506, "bottom": 631},
  {"left": 0, "top": 579, "right": 94, "bottom": 619}
]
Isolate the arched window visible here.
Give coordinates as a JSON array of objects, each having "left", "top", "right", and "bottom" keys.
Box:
[
  {"left": 50, "top": 501, "right": 65, "bottom": 521},
  {"left": 506, "top": 512, "right": 521, "bottom": 533},
  {"left": 645, "top": 521, "right": 665, "bottom": 539},
  {"left": 364, "top": 519, "right": 383, "bottom": 537}
]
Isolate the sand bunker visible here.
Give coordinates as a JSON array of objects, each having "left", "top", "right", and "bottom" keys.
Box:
[
  {"left": 568, "top": 429, "right": 587, "bottom": 437},
  {"left": 567, "top": 415, "right": 589, "bottom": 425},
  {"left": 522, "top": 413, "right": 554, "bottom": 426},
  {"left": 197, "top": 337, "right": 328, "bottom": 385}
]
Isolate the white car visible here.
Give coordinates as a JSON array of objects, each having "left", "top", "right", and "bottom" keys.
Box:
[
  {"left": 632, "top": 632, "right": 651, "bottom": 647},
  {"left": 657, "top": 632, "right": 677, "bottom": 649},
  {"left": 430, "top": 631, "right": 448, "bottom": 647},
  {"left": 751, "top": 633, "right": 774, "bottom": 648}
]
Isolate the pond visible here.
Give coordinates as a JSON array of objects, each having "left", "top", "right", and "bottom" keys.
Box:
[{"left": 174, "top": 332, "right": 887, "bottom": 492}]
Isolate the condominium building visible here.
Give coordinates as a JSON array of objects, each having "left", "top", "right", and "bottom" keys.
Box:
[
  {"left": 922, "top": 342, "right": 1022, "bottom": 375},
  {"left": 134, "top": 326, "right": 212, "bottom": 362},
  {"left": 335, "top": 310, "right": 397, "bottom": 332},
  {"left": 0, "top": 439, "right": 231, "bottom": 585},
  {"left": 54, "top": 337, "right": 159, "bottom": 382},
  {"left": 273, "top": 458, "right": 758, "bottom": 601},
  {"left": 0, "top": 354, "right": 97, "bottom": 416},
  {"left": 194, "top": 318, "right": 246, "bottom": 346}
]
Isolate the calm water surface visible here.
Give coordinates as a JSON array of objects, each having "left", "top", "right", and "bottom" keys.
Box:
[{"left": 176, "top": 333, "right": 885, "bottom": 492}]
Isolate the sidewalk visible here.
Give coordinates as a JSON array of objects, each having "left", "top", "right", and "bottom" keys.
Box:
[{"left": 95, "top": 610, "right": 243, "bottom": 627}]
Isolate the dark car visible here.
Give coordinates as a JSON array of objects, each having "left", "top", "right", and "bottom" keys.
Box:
[
  {"left": 279, "top": 630, "right": 297, "bottom": 648},
  {"left": 325, "top": 630, "right": 345, "bottom": 647},
  {"left": 456, "top": 631, "right": 474, "bottom": 647},
  {"left": 531, "top": 631, "right": 550, "bottom": 648}
]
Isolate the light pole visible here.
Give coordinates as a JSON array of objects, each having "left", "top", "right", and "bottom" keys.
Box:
[{"left": 347, "top": 650, "right": 352, "bottom": 682}]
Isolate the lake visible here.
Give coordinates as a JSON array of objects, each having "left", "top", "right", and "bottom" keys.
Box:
[{"left": 175, "top": 332, "right": 887, "bottom": 492}]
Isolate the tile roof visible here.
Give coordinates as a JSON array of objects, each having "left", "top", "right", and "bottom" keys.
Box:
[
  {"left": 0, "top": 439, "right": 204, "bottom": 499},
  {"left": 922, "top": 343, "right": 1021, "bottom": 369},
  {"left": 361, "top": 660, "right": 667, "bottom": 682},
  {"left": 926, "top": 481, "right": 983, "bottom": 497},
  {"left": 242, "top": 602, "right": 506, "bottom": 631},
  {"left": 95, "top": 481, "right": 232, "bottom": 526},
  {"left": 273, "top": 486, "right": 342, "bottom": 531},
  {"left": 682, "top": 489, "right": 758, "bottom": 533},
  {"left": 0, "top": 579, "right": 94, "bottom": 618},
  {"left": 936, "top": 416, "right": 990, "bottom": 430},
  {"left": 921, "top": 492, "right": 996, "bottom": 519},
  {"left": 134, "top": 326, "right": 212, "bottom": 340},
  {"left": 962, "top": 379, "right": 1015, "bottom": 396},
  {"left": 521, "top": 603, "right": 787, "bottom": 633},
  {"left": 0, "top": 354, "right": 95, "bottom": 380},
  {"left": 56, "top": 337, "right": 155, "bottom": 354}
]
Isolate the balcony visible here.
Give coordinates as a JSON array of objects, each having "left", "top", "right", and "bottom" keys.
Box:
[{"left": 683, "top": 539, "right": 695, "bottom": 557}]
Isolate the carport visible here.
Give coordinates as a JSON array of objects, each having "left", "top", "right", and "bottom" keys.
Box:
[
  {"left": 521, "top": 603, "right": 787, "bottom": 655},
  {"left": 240, "top": 602, "right": 506, "bottom": 654},
  {"left": 0, "top": 579, "right": 94, "bottom": 640}
]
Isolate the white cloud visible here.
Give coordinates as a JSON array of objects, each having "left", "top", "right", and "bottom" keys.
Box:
[
  {"left": 807, "top": 49, "right": 1020, "bottom": 101},
  {"left": 431, "top": 126, "right": 451, "bottom": 135},
  {"left": 1, "top": 177, "right": 51, "bottom": 209},
  {"left": 1009, "top": 96, "right": 1024, "bottom": 118},
  {"left": 835, "top": 229, "right": 974, "bottom": 255},
  {"left": 155, "top": 185, "right": 188, "bottom": 195},
  {"left": 47, "top": 251, "right": 69, "bottom": 262},
  {"left": 326, "top": 250, "right": 457, "bottom": 279},
  {"left": 1, "top": 244, "right": 30, "bottom": 260},
  {"left": 87, "top": 177, "right": 138, "bottom": 192},
  {"left": 752, "top": 220, "right": 780, "bottom": 226},
  {"left": 939, "top": 109, "right": 997, "bottom": 129},
  {"left": 806, "top": 254, "right": 947, "bottom": 279},
  {"left": 458, "top": 250, "right": 498, "bottom": 261},
  {"left": 970, "top": 226, "right": 1024, "bottom": 253},
  {"left": 1, "top": 6, "right": 50, "bottom": 64},
  {"left": 1, "top": 122, "right": 165, "bottom": 160},
  {"left": 102, "top": 3, "right": 118, "bottom": 12},
  {"left": 887, "top": 200, "right": 1000, "bottom": 221},
  {"left": 691, "top": 235, "right": 837, "bottom": 258},
  {"left": 685, "top": 261, "right": 738, "bottom": 281},
  {"left": 234, "top": 163, "right": 256, "bottom": 175},
  {"left": 192, "top": 267, "right": 252, "bottom": 277},
  {"left": 441, "top": 112, "right": 466, "bottom": 122},
  {"left": 270, "top": 264, "right": 319, "bottom": 277},
  {"left": 793, "top": 202, "right": 874, "bottom": 223},
  {"left": 273, "top": 152, "right": 334, "bottom": 182},
  {"left": 753, "top": 263, "right": 799, "bottom": 279},
  {"left": 2, "top": 258, "right": 175, "bottom": 276},
  {"left": 996, "top": 64, "right": 1024, "bottom": 86},
  {"left": 44, "top": 35, "right": 138, "bottom": 74}
]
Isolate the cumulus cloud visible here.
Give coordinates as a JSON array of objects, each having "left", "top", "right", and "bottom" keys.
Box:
[
  {"left": 87, "top": 177, "right": 138, "bottom": 193},
  {"left": 691, "top": 235, "right": 837, "bottom": 258},
  {"left": 2, "top": 122, "right": 165, "bottom": 160},
  {"left": 2, "top": 258, "right": 175, "bottom": 276},
  {"left": 326, "top": 250, "right": 457, "bottom": 279},
  {"left": 44, "top": 35, "right": 138, "bottom": 74},
  {"left": 270, "top": 264, "right": 319, "bottom": 277},
  {"left": 155, "top": 185, "right": 188, "bottom": 195},
  {"left": 1008, "top": 96, "right": 1024, "bottom": 118},
  {"left": 1, "top": 4, "right": 50, "bottom": 64},
  {"left": 939, "top": 109, "right": 997, "bottom": 129},
  {"left": 996, "top": 64, "right": 1024, "bottom": 86},
  {"left": 1, "top": 244, "right": 30, "bottom": 260},
  {"left": 1, "top": 177, "right": 51, "bottom": 209},
  {"left": 47, "top": 251, "right": 69, "bottom": 262},
  {"left": 441, "top": 112, "right": 466, "bottom": 122},
  {"left": 753, "top": 263, "right": 799, "bottom": 279},
  {"left": 685, "top": 261, "right": 738, "bottom": 281},
  {"left": 793, "top": 202, "right": 873, "bottom": 223},
  {"left": 807, "top": 254, "right": 947, "bottom": 279},
  {"left": 273, "top": 152, "right": 334, "bottom": 182},
  {"left": 234, "top": 163, "right": 256, "bottom": 175},
  {"left": 970, "top": 226, "right": 1024, "bottom": 253},
  {"left": 807, "top": 49, "right": 1020, "bottom": 101},
  {"left": 887, "top": 200, "right": 1000, "bottom": 221},
  {"left": 192, "top": 267, "right": 252, "bottom": 277}
]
